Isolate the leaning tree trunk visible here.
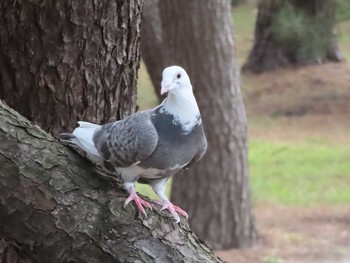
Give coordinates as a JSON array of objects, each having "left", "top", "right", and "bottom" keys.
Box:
[
  {"left": 0, "top": 100, "right": 223, "bottom": 263},
  {"left": 0, "top": 0, "right": 140, "bottom": 136},
  {"left": 143, "top": 0, "right": 257, "bottom": 249},
  {"left": 243, "top": 0, "right": 343, "bottom": 73}
]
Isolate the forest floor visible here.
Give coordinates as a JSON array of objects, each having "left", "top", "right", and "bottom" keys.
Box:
[
  {"left": 215, "top": 6, "right": 350, "bottom": 262},
  {"left": 217, "top": 205, "right": 350, "bottom": 263},
  {"left": 217, "top": 63, "right": 350, "bottom": 263}
]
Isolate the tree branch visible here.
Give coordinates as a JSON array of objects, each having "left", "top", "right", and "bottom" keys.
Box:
[{"left": 0, "top": 100, "right": 223, "bottom": 263}]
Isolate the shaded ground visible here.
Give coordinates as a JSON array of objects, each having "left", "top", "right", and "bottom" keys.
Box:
[
  {"left": 217, "top": 62, "right": 350, "bottom": 263},
  {"left": 244, "top": 63, "right": 350, "bottom": 119},
  {"left": 244, "top": 63, "right": 350, "bottom": 147}
]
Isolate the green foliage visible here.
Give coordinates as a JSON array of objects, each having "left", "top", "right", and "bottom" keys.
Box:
[
  {"left": 336, "top": 0, "right": 350, "bottom": 22},
  {"left": 337, "top": 19, "right": 350, "bottom": 60},
  {"left": 270, "top": 2, "right": 332, "bottom": 62}
]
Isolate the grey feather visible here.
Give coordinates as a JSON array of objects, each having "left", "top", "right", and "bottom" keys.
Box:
[
  {"left": 140, "top": 107, "right": 206, "bottom": 171},
  {"left": 183, "top": 135, "right": 208, "bottom": 170},
  {"left": 90, "top": 105, "right": 207, "bottom": 184},
  {"left": 93, "top": 110, "right": 158, "bottom": 168}
]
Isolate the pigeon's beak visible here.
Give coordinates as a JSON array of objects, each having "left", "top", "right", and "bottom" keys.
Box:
[
  {"left": 161, "top": 80, "right": 172, "bottom": 96},
  {"left": 160, "top": 86, "right": 169, "bottom": 96}
]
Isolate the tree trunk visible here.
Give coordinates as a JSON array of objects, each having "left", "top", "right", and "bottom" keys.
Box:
[
  {"left": 243, "top": 0, "right": 344, "bottom": 73},
  {"left": 0, "top": 0, "right": 140, "bottom": 136},
  {"left": 231, "top": 0, "right": 247, "bottom": 6},
  {"left": 140, "top": 0, "right": 165, "bottom": 102},
  {"left": 0, "top": 100, "right": 223, "bottom": 263},
  {"left": 143, "top": 0, "right": 257, "bottom": 250}
]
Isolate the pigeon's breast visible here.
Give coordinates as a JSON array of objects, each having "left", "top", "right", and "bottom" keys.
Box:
[{"left": 139, "top": 109, "right": 205, "bottom": 172}]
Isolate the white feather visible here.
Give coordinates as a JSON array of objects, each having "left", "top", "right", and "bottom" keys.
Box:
[
  {"left": 162, "top": 88, "right": 200, "bottom": 133},
  {"left": 161, "top": 66, "right": 201, "bottom": 133},
  {"left": 77, "top": 121, "right": 101, "bottom": 129},
  {"left": 72, "top": 122, "right": 101, "bottom": 158}
]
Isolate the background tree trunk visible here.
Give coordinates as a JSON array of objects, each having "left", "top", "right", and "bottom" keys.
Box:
[
  {"left": 142, "top": 0, "right": 257, "bottom": 250},
  {"left": 231, "top": 0, "right": 247, "bottom": 7},
  {"left": 243, "top": 0, "right": 344, "bottom": 73},
  {"left": 0, "top": 0, "right": 140, "bottom": 136},
  {"left": 0, "top": 100, "right": 224, "bottom": 263},
  {"left": 141, "top": 0, "right": 165, "bottom": 102}
]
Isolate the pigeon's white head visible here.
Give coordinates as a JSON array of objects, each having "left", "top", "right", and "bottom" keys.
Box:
[
  {"left": 160, "top": 66, "right": 200, "bottom": 133},
  {"left": 161, "top": 66, "right": 192, "bottom": 95}
]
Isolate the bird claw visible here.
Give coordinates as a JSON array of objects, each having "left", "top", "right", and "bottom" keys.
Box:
[
  {"left": 124, "top": 192, "right": 152, "bottom": 217},
  {"left": 153, "top": 200, "right": 188, "bottom": 223}
]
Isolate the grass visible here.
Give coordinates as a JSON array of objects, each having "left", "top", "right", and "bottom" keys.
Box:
[
  {"left": 136, "top": 183, "right": 171, "bottom": 200},
  {"left": 263, "top": 255, "right": 281, "bottom": 263},
  {"left": 137, "top": 63, "right": 158, "bottom": 110},
  {"left": 250, "top": 140, "right": 350, "bottom": 205},
  {"left": 136, "top": 3, "right": 350, "bottom": 206},
  {"left": 336, "top": 20, "right": 350, "bottom": 60},
  {"left": 232, "top": 3, "right": 257, "bottom": 65},
  {"left": 137, "top": 137, "right": 350, "bottom": 205}
]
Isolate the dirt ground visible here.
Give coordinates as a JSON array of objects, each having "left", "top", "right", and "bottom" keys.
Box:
[
  {"left": 217, "top": 63, "right": 350, "bottom": 263},
  {"left": 244, "top": 63, "right": 350, "bottom": 119},
  {"left": 217, "top": 205, "right": 350, "bottom": 263}
]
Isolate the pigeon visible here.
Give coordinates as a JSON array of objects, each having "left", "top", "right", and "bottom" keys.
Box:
[{"left": 60, "top": 65, "right": 207, "bottom": 222}]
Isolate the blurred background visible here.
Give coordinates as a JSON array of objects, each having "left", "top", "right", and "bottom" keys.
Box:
[
  {"left": 137, "top": 1, "right": 350, "bottom": 262},
  {"left": 1, "top": 0, "right": 348, "bottom": 261}
]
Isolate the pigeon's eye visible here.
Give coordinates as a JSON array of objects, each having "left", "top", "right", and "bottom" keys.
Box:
[{"left": 177, "top": 73, "right": 181, "bottom": 79}]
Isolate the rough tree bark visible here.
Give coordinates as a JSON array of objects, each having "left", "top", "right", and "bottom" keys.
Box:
[
  {"left": 0, "top": 100, "right": 224, "bottom": 263},
  {"left": 142, "top": 0, "right": 257, "bottom": 249},
  {"left": 243, "top": 0, "right": 344, "bottom": 73},
  {"left": 0, "top": 0, "right": 140, "bottom": 136}
]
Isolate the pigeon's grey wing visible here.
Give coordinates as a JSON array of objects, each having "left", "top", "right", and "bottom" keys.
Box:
[
  {"left": 93, "top": 111, "right": 158, "bottom": 167},
  {"left": 184, "top": 133, "right": 207, "bottom": 169}
]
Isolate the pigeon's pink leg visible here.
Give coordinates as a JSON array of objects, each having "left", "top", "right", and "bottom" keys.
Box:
[
  {"left": 152, "top": 179, "right": 188, "bottom": 222},
  {"left": 154, "top": 200, "right": 188, "bottom": 223},
  {"left": 124, "top": 186, "right": 152, "bottom": 217}
]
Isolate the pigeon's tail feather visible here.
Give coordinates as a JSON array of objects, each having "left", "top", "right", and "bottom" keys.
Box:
[
  {"left": 77, "top": 121, "right": 101, "bottom": 129},
  {"left": 59, "top": 122, "right": 102, "bottom": 163}
]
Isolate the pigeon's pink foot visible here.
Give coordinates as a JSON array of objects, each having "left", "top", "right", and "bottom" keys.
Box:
[
  {"left": 154, "top": 200, "right": 188, "bottom": 223},
  {"left": 124, "top": 188, "right": 152, "bottom": 217}
]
